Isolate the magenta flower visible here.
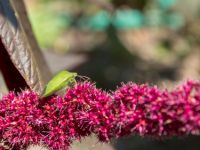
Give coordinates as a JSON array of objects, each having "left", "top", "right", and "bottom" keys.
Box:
[
  {"left": 0, "top": 146, "right": 5, "bottom": 150},
  {"left": 0, "top": 80, "right": 199, "bottom": 150},
  {"left": 64, "top": 82, "right": 115, "bottom": 141},
  {"left": 0, "top": 91, "right": 43, "bottom": 149},
  {"left": 112, "top": 81, "right": 200, "bottom": 137}
]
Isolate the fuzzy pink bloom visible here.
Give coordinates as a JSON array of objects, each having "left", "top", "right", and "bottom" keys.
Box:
[
  {"left": 0, "top": 146, "right": 4, "bottom": 150},
  {"left": 112, "top": 81, "right": 200, "bottom": 137},
  {"left": 64, "top": 82, "right": 115, "bottom": 141},
  {"left": 0, "top": 81, "right": 200, "bottom": 150},
  {"left": 41, "top": 96, "right": 75, "bottom": 150},
  {"left": 0, "top": 91, "right": 43, "bottom": 149}
]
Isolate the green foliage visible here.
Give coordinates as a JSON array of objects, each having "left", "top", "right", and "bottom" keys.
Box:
[
  {"left": 28, "top": 0, "right": 184, "bottom": 51},
  {"left": 29, "top": 7, "right": 71, "bottom": 48}
]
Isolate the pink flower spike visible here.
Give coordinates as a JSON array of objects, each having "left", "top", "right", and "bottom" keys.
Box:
[{"left": 0, "top": 81, "right": 200, "bottom": 149}]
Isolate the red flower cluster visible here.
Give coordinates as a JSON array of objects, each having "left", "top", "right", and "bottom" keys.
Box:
[
  {"left": 0, "top": 81, "right": 200, "bottom": 150},
  {"left": 112, "top": 81, "right": 200, "bottom": 137}
]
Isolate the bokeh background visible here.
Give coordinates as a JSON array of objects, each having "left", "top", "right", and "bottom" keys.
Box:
[{"left": 1, "top": 0, "right": 200, "bottom": 149}]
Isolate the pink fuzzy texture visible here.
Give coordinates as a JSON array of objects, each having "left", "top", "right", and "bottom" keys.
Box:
[{"left": 0, "top": 81, "right": 200, "bottom": 149}]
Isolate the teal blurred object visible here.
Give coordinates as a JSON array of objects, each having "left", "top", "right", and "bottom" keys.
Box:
[
  {"left": 113, "top": 10, "right": 144, "bottom": 29},
  {"left": 164, "top": 13, "right": 184, "bottom": 30},
  {"left": 157, "top": 0, "right": 177, "bottom": 9},
  {"left": 79, "top": 11, "right": 111, "bottom": 31},
  {"left": 77, "top": 8, "right": 184, "bottom": 31}
]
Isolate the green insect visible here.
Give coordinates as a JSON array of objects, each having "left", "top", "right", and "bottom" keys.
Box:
[{"left": 42, "top": 70, "right": 77, "bottom": 97}]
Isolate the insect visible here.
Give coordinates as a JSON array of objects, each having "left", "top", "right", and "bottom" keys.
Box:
[{"left": 42, "top": 70, "right": 77, "bottom": 97}]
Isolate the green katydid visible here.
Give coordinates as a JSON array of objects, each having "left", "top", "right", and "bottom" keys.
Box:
[{"left": 42, "top": 70, "right": 77, "bottom": 97}]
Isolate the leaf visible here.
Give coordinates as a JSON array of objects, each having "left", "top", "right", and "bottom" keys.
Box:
[
  {"left": 0, "top": 0, "right": 51, "bottom": 94},
  {"left": 43, "top": 70, "right": 77, "bottom": 97}
]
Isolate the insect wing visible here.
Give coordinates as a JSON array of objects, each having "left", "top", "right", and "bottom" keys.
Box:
[{"left": 43, "top": 70, "right": 77, "bottom": 97}]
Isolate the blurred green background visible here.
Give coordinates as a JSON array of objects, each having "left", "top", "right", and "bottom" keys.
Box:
[{"left": 3, "top": 0, "right": 200, "bottom": 149}]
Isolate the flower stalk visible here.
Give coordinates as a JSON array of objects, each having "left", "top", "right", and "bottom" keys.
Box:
[{"left": 0, "top": 81, "right": 199, "bottom": 149}]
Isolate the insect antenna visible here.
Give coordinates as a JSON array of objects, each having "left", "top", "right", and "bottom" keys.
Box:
[{"left": 76, "top": 75, "right": 91, "bottom": 82}]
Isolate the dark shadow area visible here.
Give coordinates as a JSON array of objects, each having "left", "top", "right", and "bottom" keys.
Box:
[
  {"left": 72, "top": 27, "right": 179, "bottom": 90},
  {"left": 0, "top": 41, "right": 28, "bottom": 92},
  {"left": 114, "top": 135, "right": 200, "bottom": 150}
]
